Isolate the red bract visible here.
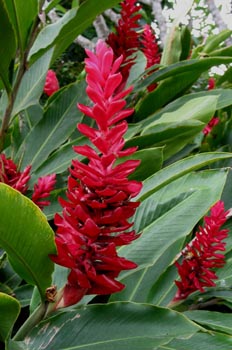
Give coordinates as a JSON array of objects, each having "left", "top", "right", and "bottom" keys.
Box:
[
  {"left": 208, "top": 77, "right": 215, "bottom": 90},
  {"left": 141, "top": 24, "right": 160, "bottom": 69},
  {"left": 141, "top": 24, "right": 160, "bottom": 92},
  {"left": 50, "top": 40, "right": 142, "bottom": 309},
  {"left": 0, "top": 153, "right": 56, "bottom": 210},
  {"left": 44, "top": 70, "right": 60, "bottom": 96},
  {"left": 0, "top": 153, "right": 31, "bottom": 193},
  {"left": 203, "top": 117, "right": 219, "bottom": 136},
  {"left": 32, "top": 174, "right": 56, "bottom": 210},
  {"left": 106, "top": 0, "right": 141, "bottom": 87},
  {"left": 173, "top": 201, "right": 229, "bottom": 302}
]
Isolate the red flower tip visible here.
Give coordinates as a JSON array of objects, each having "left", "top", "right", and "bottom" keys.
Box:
[
  {"left": 208, "top": 77, "right": 215, "bottom": 90},
  {"left": 44, "top": 70, "right": 60, "bottom": 96},
  {"left": 32, "top": 174, "right": 56, "bottom": 210},
  {"left": 0, "top": 153, "right": 31, "bottom": 193},
  {"left": 173, "top": 200, "right": 229, "bottom": 302},
  {"left": 106, "top": 0, "right": 141, "bottom": 87},
  {"left": 203, "top": 117, "right": 219, "bottom": 136},
  {"left": 51, "top": 40, "right": 142, "bottom": 308},
  {"left": 141, "top": 24, "right": 160, "bottom": 92}
]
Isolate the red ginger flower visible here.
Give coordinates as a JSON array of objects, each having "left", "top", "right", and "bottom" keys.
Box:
[
  {"left": 0, "top": 153, "right": 56, "bottom": 210},
  {"left": 173, "top": 201, "right": 229, "bottom": 302},
  {"left": 0, "top": 153, "right": 31, "bottom": 193},
  {"left": 44, "top": 69, "right": 60, "bottom": 96},
  {"left": 106, "top": 0, "right": 141, "bottom": 88},
  {"left": 141, "top": 24, "right": 160, "bottom": 69},
  {"left": 141, "top": 24, "right": 160, "bottom": 92},
  {"left": 50, "top": 40, "right": 142, "bottom": 309}
]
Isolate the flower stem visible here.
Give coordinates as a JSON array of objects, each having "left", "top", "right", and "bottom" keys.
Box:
[{"left": 13, "top": 302, "right": 47, "bottom": 341}]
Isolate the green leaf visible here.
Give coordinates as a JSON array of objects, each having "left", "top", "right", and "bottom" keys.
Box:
[
  {"left": 126, "top": 119, "right": 204, "bottom": 160},
  {"left": 184, "top": 310, "right": 232, "bottom": 335},
  {"left": 0, "top": 184, "right": 56, "bottom": 299},
  {"left": 134, "top": 57, "right": 232, "bottom": 120},
  {"left": 142, "top": 96, "right": 218, "bottom": 131},
  {"left": 161, "top": 26, "right": 182, "bottom": 65},
  {"left": 29, "top": 0, "right": 121, "bottom": 64},
  {"left": 23, "top": 302, "right": 200, "bottom": 350},
  {"left": 160, "top": 332, "right": 232, "bottom": 350},
  {"left": 0, "top": 0, "right": 17, "bottom": 92},
  {"left": 15, "top": 80, "right": 87, "bottom": 171},
  {"left": 11, "top": 48, "right": 54, "bottom": 118},
  {"left": 201, "top": 30, "right": 232, "bottom": 55},
  {"left": 134, "top": 57, "right": 232, "bottom": 92},
  {"left": 0, "top": 292, "right": 20, "bottom": 342},
  {"left": 4, "top": 0, "right": 37, "bottom": 53},
  {"left": 117, "top": 147, "right": 163, "bottom": 181},
  {"left": 139, "top": 89, "right": 232, "bottom": 130},
  {"left": 138, "top": 152, "right": 232, "bottom": 201}
]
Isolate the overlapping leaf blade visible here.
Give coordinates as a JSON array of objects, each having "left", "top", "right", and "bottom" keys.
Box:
[
  {"left": 0, "top": 292, "right": 20, "bottom": 342},
  {"left": 23, "top": 302, "right": 200, "bottom": 350},
  {"left": 0, "top": 184, "right": 56, "bottom": 298}
]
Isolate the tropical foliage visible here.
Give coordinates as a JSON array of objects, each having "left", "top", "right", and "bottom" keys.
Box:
[{"left": 1, "top": 1, "right": 232, "bottom": 349}]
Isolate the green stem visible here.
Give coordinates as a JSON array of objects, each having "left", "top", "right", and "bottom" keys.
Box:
[
  {"left": 0, "top": 7, "right": 43, "bottom": 152},
  {"left": 13, "top": 302, "right": 47, "bottom": 341}
]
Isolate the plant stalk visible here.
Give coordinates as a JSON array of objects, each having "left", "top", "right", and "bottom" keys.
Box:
[{"left": 13, "top": 302, "right": 47, "bottom": 341}]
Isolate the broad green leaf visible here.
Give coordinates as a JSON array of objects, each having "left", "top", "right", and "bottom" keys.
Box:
[
  {"left": 138, "top": 152, "right": 232, "bottom": 201},
  {"left": 0, "top": 0, "right": 17, "bottom": 92},
  {"left": 5, "top": 0, "right": 37, "bottom": 53},
  {"left": 184, "top": 310, "right": 232, "bottom": 335},
  {"left": 0, "top": 184, "right": 56, "bottom": 298},
  {"left": 29, "top": 0, "right": 121, "bottom": 64},
  {"left": 140, "top": 89, "right": 232, "bottom": 129},
  {"left": 142, "top": 96, "right": 218, "bottom": 132},
  {"left": 134, "top": 57, "right": 232, "bottom": 92},
  {"left": 23, "top": 302, "right": 200, "bottom": 350},
  {"left": 11, "top": 48, "right": 54, "bottom": 118},
  {"left": 117, "top": 147, "right": 163, "bottom": 181},
  {"left": 126, "top": 119, "right": 204, "bottom": 160},
  {"left": 160, "top": 332, "right": 232, "bottom": 349},
  {"left": 0, "top": 292, "right": 20, "bottom": 342},
  {"left": 31, "top": 136, "right": 87, "bottom": 180},
  {"left": 14, "top": 284, "right": 34, "bottom": 307},
  {"left": 15, "top": 80, "right": 87, "bottom": 171},
  {"left": 133, "top": 57, "right": 232, "bottom": 120},
  {"left": 111, "top": 170, "right": 228, "bottom": 303}
]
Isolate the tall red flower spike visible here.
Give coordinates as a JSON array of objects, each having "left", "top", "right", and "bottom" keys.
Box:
[
  {"left": 0, "top": 153, "right": 56, "bottom": 210},
  {"left": 50, "top": 40, "right": 142, "bottom": 309},
  {"left": 44, "top": 69, "right": 60, "bottom": 96},
  {"left": 106, "top": 0, "right": 141, "bottom": 87},
  {"left": 141, "top": 24, "right": 160, "bottom": 92},
  {"left": 173, "top": 201, "right": 229, "bottom": 302}
]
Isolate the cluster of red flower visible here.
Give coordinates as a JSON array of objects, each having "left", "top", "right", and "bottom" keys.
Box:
[{"left": 0, "top": 153, "right": 56, "bottom": 210}]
